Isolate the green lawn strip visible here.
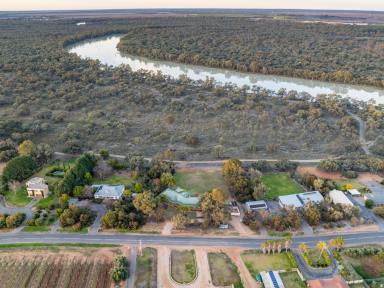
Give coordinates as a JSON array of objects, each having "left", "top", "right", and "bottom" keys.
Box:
[
  {"left": 170, "top": 250, "right": 197, "bottom": 284},
  {"left": 241, "top": 250, "right": 294, "bottom": 278},
  {"left": 135, "top": 247, "right": 157, "bottom": 288},
  {"left": 261, "top": 173, "right": 304, "bottom": 200},
  {"left": 4, "top": 187, "right": 32, "bottom": 207},
  {"left": 174, "top": 171, "right": 228, "bottom": 196},
  {"left": 94, "top": 174, "right": 132, "bottom": 186},
  {"left": 0, "top": 243, "right": 119, "bottom": 249},
  {"left": 22, "top": 226, "right": 51, "bottom": 232},
  {"left": 35, "top": 194, "right": 58, "bottom": 209},
  {"left": 279, "top": 272, "right": 306, "bottom": 288},
  {"left": 208, "top": 252, "right": 242, "bottom": 287},
  {"left": 58, "top": 227, "right": 88, "bottom": 234}
]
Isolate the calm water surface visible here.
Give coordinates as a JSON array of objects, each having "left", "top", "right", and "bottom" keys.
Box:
[{"left": 68, "top": 35, "right": 384, "bottom": 104}]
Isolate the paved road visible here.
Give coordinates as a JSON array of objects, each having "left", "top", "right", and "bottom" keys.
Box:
[
  {"left": 54, "top": 152, "right": 328, "bottom": 165},
  {"left": 1, "top": 231, "right": 384, "bottom": 248}
]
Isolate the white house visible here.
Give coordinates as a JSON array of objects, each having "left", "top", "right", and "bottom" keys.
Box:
[
  {"left": 26, "top": 177, "right": 49, "bottom": 198},
  {"left": 92, "top": 184, "right": 124, "bottom": 200},
  {"left": 329, "top": 190, "right": 354, "bottom": 206}
]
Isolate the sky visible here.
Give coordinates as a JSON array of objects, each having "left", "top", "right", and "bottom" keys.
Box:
[{"left": 0, "top": 0, "right": 383, "bottom": 11}]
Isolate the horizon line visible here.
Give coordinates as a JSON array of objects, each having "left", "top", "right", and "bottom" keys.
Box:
[{"left": 1, "top": 7, "right": 384, "bottom": 13}]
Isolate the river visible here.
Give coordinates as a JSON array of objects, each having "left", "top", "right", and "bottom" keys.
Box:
[{"left": 68, "top": 35, "right": 384, "bottom": 104}]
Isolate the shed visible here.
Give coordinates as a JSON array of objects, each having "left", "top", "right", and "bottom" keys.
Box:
[
  {"left": 329, "top": 190, "right": 354, "bottom": 206},
  {"left": 347, "top": 189, "right": 361, "bottom": 197},
  {"left": 245, "top": 200, "right": 268, "bottom": 211}
]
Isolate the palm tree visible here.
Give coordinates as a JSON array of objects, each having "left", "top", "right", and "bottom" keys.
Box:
[
  {"left": 277, "top": 241, "right": 282, "bottom": 254},
  {"left": 299, "top": 242, "right": 308, "bottom": 254},
  {"left": 272, "top": 241, "right": 276, "bottom": 254},
  {"left": 261, "top": 242, "right": 267, "bottom": 254},
  {"left": 317, "top": 241, "right": 328, "bottom": 261},
  {"left": 285, "top": 237, "right": 292, "bottom": 252}
]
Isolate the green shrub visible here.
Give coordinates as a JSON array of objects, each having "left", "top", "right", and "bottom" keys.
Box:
[
  {"left": 341, "top": 170, "right": 358, "bottom": 179},
  {"left": 2, "top": 156, "right": 38, "bottom": 183},
  {"left": 365, "top": 199, "right": 375, "bottom": 209},
  {"left": 111, "top": 256, "right": 129, "bottom": 282}
]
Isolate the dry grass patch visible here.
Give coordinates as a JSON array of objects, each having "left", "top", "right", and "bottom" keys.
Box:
[
  {"left": 135, "top": 247, "right": 157, "bottom": 288},
  {"left": 170, "top": 249, "right": 197, "bottom": 284},
  {"left": 208, "top": 252, "right": 242, "bottom": 287}
]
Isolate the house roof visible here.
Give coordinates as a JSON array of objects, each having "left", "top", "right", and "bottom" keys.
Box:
[
  {"left": 329, "top": 190, "right": 354, "bottom": 206},
  {"left": 92, "top": 184, "right": 124, "bottom": 199},
  {"left": 279, "top": 191, "right": 324, "bottom": 208},
  {"left": 298, "top": 191, "right": 324, "bottom": 205},
  {"left": 26, "top": 177, "right": 48, "bottom": 190},
  {"left": 278, "top": 194, "right": 303, "bottom": 208},
  {"left": 348, "top": 189, "right": 361, "bottom": 196}
]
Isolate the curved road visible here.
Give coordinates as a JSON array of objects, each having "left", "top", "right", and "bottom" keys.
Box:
[{"left": 0, "top": 231, "right": 383, "bottom": 248}]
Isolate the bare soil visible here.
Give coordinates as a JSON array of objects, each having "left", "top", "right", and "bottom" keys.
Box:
[{"left": 298, "top": 166, "right": 343, "bottom": 179}]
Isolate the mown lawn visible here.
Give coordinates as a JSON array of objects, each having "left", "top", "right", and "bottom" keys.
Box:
[
  {"left": 175, "top": 170, "right": 228, "bottom": 196},
  {"left": 241, "top": 251, "right": 294, "bottom": 278},
  {"left": 135, "top": 247, "right": 157, "bottom": 288},
  {"left": 5, "top": 188, "right": 31, "bottom": 207},
  {"left": 262, "top": 173, "right": 304, "bottom": 199},
  {"left": 171, "top": 250, "right": 197, "bottom": 284}
]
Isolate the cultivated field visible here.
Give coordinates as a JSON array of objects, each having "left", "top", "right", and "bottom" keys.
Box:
[{"left": 0, "top": 246, "right": 120, "bottom": 288}]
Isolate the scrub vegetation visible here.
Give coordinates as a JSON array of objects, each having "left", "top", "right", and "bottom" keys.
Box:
[
  {"left": 0, "top": 17, "right": 383, "bottom": 161},
  {"left": 118, "top": 16, "right": 384, "bottom": 88}
]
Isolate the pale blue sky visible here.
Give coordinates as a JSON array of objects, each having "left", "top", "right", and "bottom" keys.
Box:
[{"left": 0, "top": 0, "right": 383, "bottom": 11}]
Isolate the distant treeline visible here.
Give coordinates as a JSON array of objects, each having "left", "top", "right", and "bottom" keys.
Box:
[{"left": 117, "top": 17, "right": 384, "bottom": 87}]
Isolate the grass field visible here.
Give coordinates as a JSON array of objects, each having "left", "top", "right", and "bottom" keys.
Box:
[
  {"left": 22, "top": 226, "right": 51, "bottom": 232},
  {"left": 241, "top": 251, "right": 294, "bottom": 278},
  {"left": 279, "top": 272, "right": 306, "bottom": 288},
  {"left": 135, "top": 247, "right": 157, "bottom": 288},
  {"left": 262, "top": 173, "right": 304, "bottom": 200},
  {"left": 0, "top": 247, "right": 117, "bottom": 288},
  {"left": 170, "top": 250, "right": 197, "bottom": 284},
  {"left": 94, "top": 174, "right": 133, "bottom": 186},
  {"left": 208, "top": 252, "right": 242, "bottom": 287},
  {"left": 175, "top": 171, "right": 228, "bottom": 196},
  {"left": 5, "top": 187, "right": 31, "bottom": 207}
]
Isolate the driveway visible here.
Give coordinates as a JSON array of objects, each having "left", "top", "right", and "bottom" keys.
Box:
[
  {"left": 69, "top": 199, "right": 107, "bottom": 233},
  {"left": 0, "top": 195, "right": 34, "bottom": 218}
]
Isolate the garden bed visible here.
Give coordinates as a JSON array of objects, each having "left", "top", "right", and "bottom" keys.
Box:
[
  {"left": 170, "top": 249, "right": 197, "bottom": 284},
  {"left": 208, "top": 252, "right": 242, "bottom": 287}
]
